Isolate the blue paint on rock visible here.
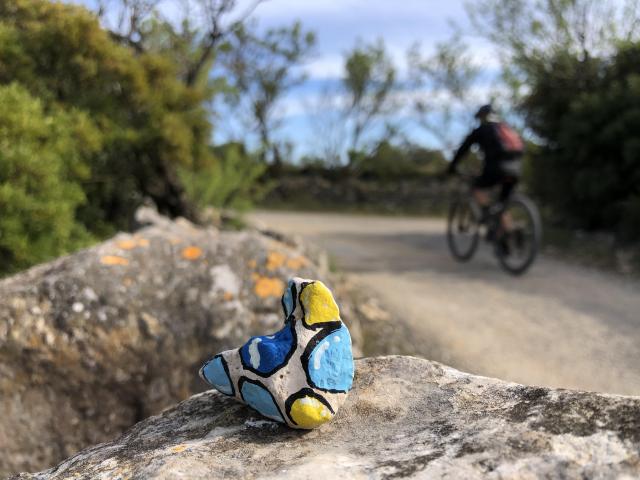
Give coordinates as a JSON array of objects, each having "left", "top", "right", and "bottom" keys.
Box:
[
  {"left": 240, "top": 381, "right": 283, "bottom": 422},
  {"left": 282, "top": 280, "right": 295, "bottom": 318},
  {"left": 308, "top": 324, "right": 354, "bottom": 392},
  {"left": 240, "top": 322, "right": 295, "bottom": 375},
  {"left": 202, "top": 356, "right": 233, "bottom": 395}
]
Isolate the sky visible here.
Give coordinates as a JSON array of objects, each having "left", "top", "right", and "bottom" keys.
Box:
[
  {"left": 74, "top": 0, "right": 499, "bottom": 159},
  {"left": 229, "top": 0, "right": 498, "bottom": 158}
]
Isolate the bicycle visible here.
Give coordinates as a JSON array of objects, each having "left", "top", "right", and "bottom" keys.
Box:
[{"left": 446, "top": 173, "right": 542, "bottom": 275}]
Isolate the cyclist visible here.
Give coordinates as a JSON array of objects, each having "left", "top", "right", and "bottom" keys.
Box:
[{"left": 447, "top": 104, "right": 523, "bottom": 232}]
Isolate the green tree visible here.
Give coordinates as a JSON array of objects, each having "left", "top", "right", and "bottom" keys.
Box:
[
  {"left": 0, "top": 83, "right": 98, "bottom": 273},
  {"left": 524, "top": 44, "right": 640, "bottom": 238},
  {"left": 407, "top": 35, "right": 480, "bottom": 152},
  {"left": 342, "top": 40, "right": 396, "bottom": 160},
  {"left": 0, "top": 0, "right": 214, "bottom": 232},
  {"left": 222, "top": 21, "right": 316, "bottom": 166},
  {"left": 351, "top": 140, "right": 448, "bottom": 180},
  {"left": 466, "top": 0, "right": 640, "bottom": 239},
  {"left": 178, "top": 144, "right": 268, "bottom": 212},
  {"left": 95, "top": 0, "right": 265, "bottom": 86},
  {"left": 465, "top": 0, "right": 640, "bottom": 102}
]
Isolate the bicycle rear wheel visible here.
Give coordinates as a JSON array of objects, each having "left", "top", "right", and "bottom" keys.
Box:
[
  {"left": 495, "top": 194, "right": 542, "bottom": 275},
  {"left": 447, "top": 197, "right": 480, "bottom": 262}
]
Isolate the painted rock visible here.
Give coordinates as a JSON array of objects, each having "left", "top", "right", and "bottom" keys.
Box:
[{"left": 199, "top": 277, "right": 354, "bottom": 429}]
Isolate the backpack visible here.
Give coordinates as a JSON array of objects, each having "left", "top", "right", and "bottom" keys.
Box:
[{"left": 494, "top": 122, "right": 524, "bottom": 157}]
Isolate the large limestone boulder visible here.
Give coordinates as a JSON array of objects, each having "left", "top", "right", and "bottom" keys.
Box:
[
  {"left": 0, "top": 211, "right": 366, "bottom": 477},
  {"left": 12, "top": 356, "right": 640, "bottom": 479}
]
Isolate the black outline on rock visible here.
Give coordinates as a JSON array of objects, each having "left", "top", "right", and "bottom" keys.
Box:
[
  {"left": 282, "top": 281, "right": 297, "bottom": 324},
  {"left": 238, "top": 376, "right": 285, "bottom": 422},
  {"left": 284, "top": 388, "right": 335, "bottom": 426},
  {"left": 300, "top": 325, "right": 352, "bottom": 393},
  {"left": 239, "top": 321, "right": 297, "bottom": 378},
  {"left": 199, "top": 354, "right": 235, "bottom": 397}
]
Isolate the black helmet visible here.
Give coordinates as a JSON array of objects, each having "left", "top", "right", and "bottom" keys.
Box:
[{"left": 474, "top": 104, "right": 493, "bottom": 119}]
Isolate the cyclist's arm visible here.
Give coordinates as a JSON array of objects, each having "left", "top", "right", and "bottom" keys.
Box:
[{"left": 449, "top": 129, "right": 478, "bottom": 173}]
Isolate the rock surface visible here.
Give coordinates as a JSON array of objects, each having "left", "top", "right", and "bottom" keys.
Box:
[
  {"left": 200, "top": 278, "right": 354, "bottom": 429},
  {"left": 13, "top": 356, "right": 640, "bottom": 479},
  {"left": 0, "top": 210, "right": 368, "bottom": 477}
]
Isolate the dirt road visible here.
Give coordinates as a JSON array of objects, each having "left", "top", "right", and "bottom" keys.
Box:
[{"left": 252, "top": 210, "right": 640, "bottom": 396}]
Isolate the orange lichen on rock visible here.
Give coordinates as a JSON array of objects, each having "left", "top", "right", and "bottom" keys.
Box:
[
  {"left": 223, "top": 292, "right": 234, "bottom": 301},
  {"left": 181, "top": 246, "right": 203, "bottom": 260},
  {"left": 116, "top": 239, "right": 137, "bottom": 250},
  {"left": 116, "top": 237, "right": 150, "bottom": 250},
  {"left": 254, "top": 276, "right": 285, "bottom": 298},
  {"left": 247, "top": 259, "right": 257, "bottom": 269},
  {"left": 286, "top": 256, "right": 309, "bottom": 270},
  {"left": 100, "top": 255, "right": 130, "bottom": 266},
  {"left": 171, "top": 444, "right": 188, "bottom": 453},
  {"left": 266, "top": 251, "right": 286, "bottom": 271}
]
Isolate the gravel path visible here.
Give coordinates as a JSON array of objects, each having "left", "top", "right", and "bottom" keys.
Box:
[{"left": 252, "top": 210, "right": 640, "bottom": 396}]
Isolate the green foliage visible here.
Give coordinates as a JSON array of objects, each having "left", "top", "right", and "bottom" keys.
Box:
[
  {"left": 407, "top": 36, "right": 479, "bottom": 151},
  {"left": 0, "top": 0, "right": 214, "bottom": 235},
  {"left": 343, "top": 40, "right": 396, "bottom": 155},
  {"left": 468, "top": 0, "right": 640, "bottom": 241},
  {"left": 523, "top": 43, "right": 640, "bottom": 240},
  {"left": 0, "top": 0, "right": 274, "bottom": 274},
  {"left": 179, "top": 145, "right": 268, "bottom": 212},
  {"left": 0, "top": 83, "right": 96, "bottom": 273},
  {"left": 222, "top": 21, "right": 316, "bottom": 166},
  {"left": 350, "top": 141, "right": 447, "bottom": 180}
]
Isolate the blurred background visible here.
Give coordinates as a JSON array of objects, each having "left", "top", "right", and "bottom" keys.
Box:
[
  {"left": 2, "top": 0, "right": 640, "bottom": 274},
  {"left": 2, "top": 0, "right": 640, "bottom": 387}
]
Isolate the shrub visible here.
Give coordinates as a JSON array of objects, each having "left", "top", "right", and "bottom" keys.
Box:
[
  {"left": 0, "top": 0, "right": 214, "bottom": 232},
  {"left": 523, "top": 43, "right": 640, "bottom": 240},
  {"left": 179, "top": 145, "right": 268, "bottom": 212},
  {"left": 0, "top": 83, "right": 98, "bottom": 273}
]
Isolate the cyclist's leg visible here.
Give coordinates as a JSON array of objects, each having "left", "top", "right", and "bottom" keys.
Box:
[
  {"left": 498, "top": 172, "right": 520, "bottom": 232},
  {"left": 472, "top": 168, "right": 499, "bottom": 213},
  {"left": 498, "top": 157, "right": 522, "bottom": 232},
  {"left": 473, "top": 188, "right": 491, "bottom": 206}
]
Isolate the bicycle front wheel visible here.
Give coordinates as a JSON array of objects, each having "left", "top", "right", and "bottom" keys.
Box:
[
  {"left": 447, "top": 198, "right": 480, "bottom": 262},
  {"left": 496, "top": 194, "right": 542, "bottom": 275}
]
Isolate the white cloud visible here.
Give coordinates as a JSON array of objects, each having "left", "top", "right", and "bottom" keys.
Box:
[{"left": 304, "top": 55, "right": 344, "bottom": 80}]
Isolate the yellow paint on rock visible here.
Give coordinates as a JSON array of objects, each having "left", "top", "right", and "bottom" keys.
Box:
[
  {"left": 171, "top": 444, "right": 188, "bottom": 453},
  {"left": 181, "top": 246, "right": 203, "bottom": 260},
  {"left": 266, "top": 251, "right": 286, "bottom": 271},
  {"left": 300, "top": 281, "right": 341, "bottom": 325},
  {"left": 254, "top": 276, "right": 285, "bottom": 298},
  {"left": 100, "top": 255, "right": 130, "bottom": 266},
  {"left": 289, "top": 396, "right": 334, "bottom": 429}
]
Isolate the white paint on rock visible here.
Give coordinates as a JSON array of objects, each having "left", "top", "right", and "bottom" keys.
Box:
[
  {"left": 313, "top": 340, "right": 331, "bottom": 370},
  {"left": 248, "top": 338, "right": 262, "bottom": 369}
]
